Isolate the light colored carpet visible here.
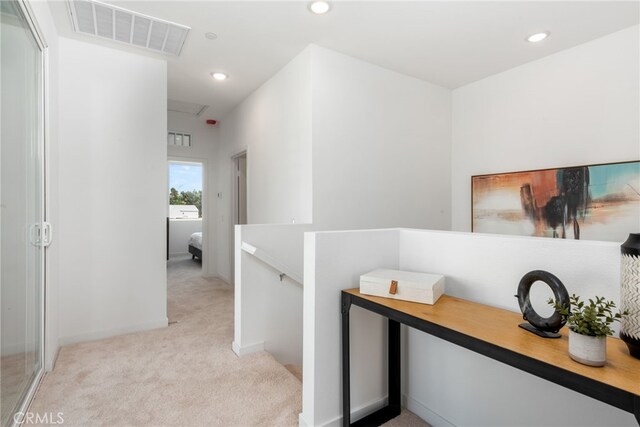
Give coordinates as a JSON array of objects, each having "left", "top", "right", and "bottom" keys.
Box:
[
  {"left": 28, "top": 255, "right": 427, "bottom": 427},
  {"left": 28, "top": 256, "right": 302, "bottom": 426},
  {"left": 283, "top": 365, "right": 302, "bottom": 382},
  {"left": 382, "top": 410, "right": 430, "bottom": 427}
]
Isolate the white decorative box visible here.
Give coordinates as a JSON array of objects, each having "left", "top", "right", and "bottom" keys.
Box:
[{"left": 359, "top": 269, "right": 445, "bottom": 305}]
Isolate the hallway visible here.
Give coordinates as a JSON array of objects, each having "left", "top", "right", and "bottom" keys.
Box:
[{"left": 28, "top": 257, "right": 302, "bottom": 426}]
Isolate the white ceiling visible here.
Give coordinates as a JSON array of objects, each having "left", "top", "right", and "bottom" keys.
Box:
[{"left": 49, "top": 1, "right": 639, "bottom": 120}]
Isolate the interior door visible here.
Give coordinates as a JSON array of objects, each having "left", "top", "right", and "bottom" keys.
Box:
[{"left": 0, "top": 1, "right": 46, "bottom": 425}]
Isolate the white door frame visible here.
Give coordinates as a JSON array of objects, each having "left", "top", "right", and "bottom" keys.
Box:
[
  {"left": 6, "top": 0, "right": 49, "bottom": 425},
  {"left": 230, "top": 150, "right": 247, "bottom": 285}
]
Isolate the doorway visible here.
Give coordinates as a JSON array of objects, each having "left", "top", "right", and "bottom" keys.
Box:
[
  {"left": 167, "top": 159, "right": 205, "bottom": 270},
  {"left": 233, "top": 153, "right": 247, "bottom": 226},
  {"left": 0, "top": 1, "right": 48, "bottom": 425},
  {"left": 230, "top": 152, "right": 247, "bottom": 283}
]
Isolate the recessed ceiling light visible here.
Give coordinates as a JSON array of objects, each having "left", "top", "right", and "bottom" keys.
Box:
[
  {"left": 211, "top": 72, "right": 227, "bottom": 81},
  {"left": 527, "top": 32, "right": 550, "bottom": 43},
  {"left": 309, "top": 1, "right": 331, "bottom": 15},
  {"left": 205, "top": 32, "right": 217, "bottom": 40}
]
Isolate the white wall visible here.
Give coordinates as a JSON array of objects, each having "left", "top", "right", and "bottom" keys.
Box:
[
  {"left": 57, "top": 37, "right": 168, "bottom": 344},
  {"left": 216, "top": 47, "right": 313, "bottom": 282},
  {"left": 303, "top": 228, "right": 636, "bottom": 427},
  {"left": 168, "top": 112, "right": 218, "bottom": 276},
  {"left": 227, "top": 46, "right": 454, "bottom": 389},
  {"left": 398, "top": 229, "right": 633, "bottom": 427},
  {"left": 311, "top": 46, "right": 452, "bottom": 231},
  {"left": 233, "top": 223, "right": 314, "bottom": 365},
  {"left": 451, "top": 25, "right": 640, "bottom": 232},
  {"left": 302, "top": 229, "right": 400, "bottom": 427},
  {"left": 218, "top": 45, "right": 452, "bottom": 280},
  {"left": 168, "top": 113, "right": 218, "bottom": 161},
  {"left": 168, "top": 219, "right": 201, "bottom": 257}
]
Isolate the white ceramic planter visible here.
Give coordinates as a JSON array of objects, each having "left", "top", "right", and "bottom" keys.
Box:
[{"left": 568, "top": 329, "right": 606, "bottom": 367}]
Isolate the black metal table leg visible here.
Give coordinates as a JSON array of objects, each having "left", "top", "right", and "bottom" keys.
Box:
[
  {"left": 348, "top": 317, "right": 402, "bottom": 427},
  {"left": 342, "top": 293, "right": 352, "bottom": 427},
  {"left": 634, "top": 395, "right": 640, "bottom": 425},
  {"left": 388, "top": 319, "right": 402, "bottom": 415}
]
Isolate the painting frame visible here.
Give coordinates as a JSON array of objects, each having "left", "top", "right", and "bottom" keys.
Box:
[{"left": 471, "top": 160, "right": 640, "bottom": 242}]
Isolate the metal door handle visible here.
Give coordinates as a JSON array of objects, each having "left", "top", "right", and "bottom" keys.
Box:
[
  {"left": 28, "top": 222, "right": 52, "bottom": 247},
  {"left": 29, "top": 224, "right": 41, "bottom": 246},
  {"left": 42, "top": 222, "right": 52, "bottom": 247}
]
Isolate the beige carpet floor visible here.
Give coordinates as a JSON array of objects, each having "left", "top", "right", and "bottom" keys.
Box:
[
  {"left": 29, "top": 256, "right": 301, "bottom": 426},
  {"left": 28, "top": 255, "right": 427, "bottom": 427}
]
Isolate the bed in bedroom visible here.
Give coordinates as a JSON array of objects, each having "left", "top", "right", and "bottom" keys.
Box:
[{"left": 188, "top": 232, "right": 202, "bottom": 260}]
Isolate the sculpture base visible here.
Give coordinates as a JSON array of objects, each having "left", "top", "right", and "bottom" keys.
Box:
[{"left": 518, "top": 323, "right": 562, "bottom": 339}]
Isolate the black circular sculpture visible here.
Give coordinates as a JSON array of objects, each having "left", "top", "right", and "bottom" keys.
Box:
[{"left": 516, "top": 270, "right": 570, "bottom": 338}]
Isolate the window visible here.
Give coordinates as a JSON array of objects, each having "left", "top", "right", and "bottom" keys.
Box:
[
  {"left": 168, "top": 131, "right": 192, "bottom": 147},
  {"left": 168, "top": 161, "right": 203, "bottom": 218}
]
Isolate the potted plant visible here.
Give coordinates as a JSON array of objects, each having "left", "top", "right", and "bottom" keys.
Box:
[{"left": 548, "top": 294, "right": 627, "bottom": 367}]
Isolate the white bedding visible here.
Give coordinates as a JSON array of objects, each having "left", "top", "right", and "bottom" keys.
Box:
[{"left": 189, "top": 232, "right": 202, "bottom": 250}]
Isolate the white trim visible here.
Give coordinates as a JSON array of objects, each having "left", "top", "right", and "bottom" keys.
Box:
[
  {"left": 230, "top": 147, "right": 249, "bottom": 160},
  {"left": 316, "top": 397, "right": 388, "bottom": 427},
  {"left": 231, "top": 340, "right": 264, "bottom": 357},
  {"left": 19, "top": 0, "right": 47, "bottom": 49},
  {"left": 45, "top": 346, "right": 60, "bottom": 372},
  {"left": 298, "top": 413, "right": 312, "bottom": 427},
  {"left": 302, "top": 394, "right": 455, "bottom": 427},
  {"left": 5, "top": 2, "right": 49, "bottom": 424},
  {"left": 403, "top": 394, "right": 456, "bottom": 427},
  {"left": 58, "top": 318, "right": 168, "bottom": 346},
  {"left": 43, "top": 33, "right": 58, "bottom": 375},
  {"left": 218, "top": 273, "right": 232, "bottom": 284}
]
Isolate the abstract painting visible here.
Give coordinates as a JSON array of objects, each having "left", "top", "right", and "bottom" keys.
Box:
[{"left": 472, "top": 161, "right": 640, "bottom": 242}]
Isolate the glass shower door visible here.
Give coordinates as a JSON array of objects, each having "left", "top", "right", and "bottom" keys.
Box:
[{"left": 0, "top": 0, "right": 46, "bottom": 425}]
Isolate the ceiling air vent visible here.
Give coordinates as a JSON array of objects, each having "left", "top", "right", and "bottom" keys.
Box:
[{"left": 67, "top": 0, "right": 190, "bottom": 56}]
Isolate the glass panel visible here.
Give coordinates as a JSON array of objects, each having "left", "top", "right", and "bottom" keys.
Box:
[
  {"left": 1, "top": 1, "right": 44, "bottom": 425},
  {"left": 168, "top": 162, "right": 203, "bottom": 218},
  {"left": 175, "top": 133, "right": 183, "bottom": 146}
]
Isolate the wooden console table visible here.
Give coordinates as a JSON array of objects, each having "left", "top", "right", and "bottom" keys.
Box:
[{"left": 341, "top": 289, "right": 640, "bottom": 427}]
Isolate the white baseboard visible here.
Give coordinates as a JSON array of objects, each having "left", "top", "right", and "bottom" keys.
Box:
[
  {"left": 299, "top": 412, "right": 312, "bottom": 427},
  {"left": 45, "top": 346, "right": 60, "bottom": 372},
  {"left": 232, "top": 340, "right": 264, "bottom": 357},
  {"left": 403, "top": 394, "right": 456, "bottom": 427},
  {"left": 319, "top": 397, "right": 388, "bottom": 427},
  {"left": 58, "top": 317, "right": 168, "bottom": 346},
  {"left": 305, "top": 394, "right": 455, "bottom": 427}
]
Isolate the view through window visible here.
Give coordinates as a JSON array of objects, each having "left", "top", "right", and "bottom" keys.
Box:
[{"left": 169, "top": 161, "right": 203, "bottom": 218}]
